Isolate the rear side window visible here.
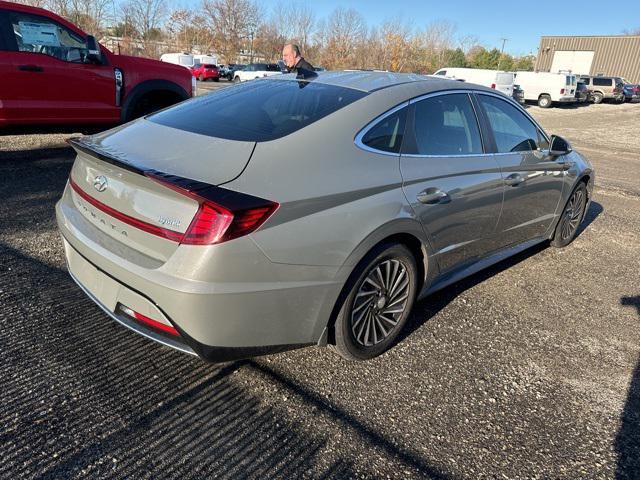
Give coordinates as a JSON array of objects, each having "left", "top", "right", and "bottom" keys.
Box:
[
  {"left": 408, "top": 93, "right": 483, "bottom": 156},
  {"left": 581, "top": 77, "right": 591, "bottom": 85},
  {"left": 149, "top": 80, "right": 367, "bottom": 142},
  {"left": 477, "top": 94, "right": 541, "bottom": 153},
  {"left": 8, "top": 11, "right": 88, "bottom": 63},
  {"left": 360, "top": 107, "right": 407, "bottom": 154},
  {"left": 592, "top": 77, "right": 612, "bottom": 87}
]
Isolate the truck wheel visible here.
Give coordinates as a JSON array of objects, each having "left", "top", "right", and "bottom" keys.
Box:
[
  {"left": 538, "top": 94, "right": 552, "bottom": 108},
  {"left": 592, "top": 92, "right": 603, "bottom": 104},
  {"left": 233, "top": 76, "right": 241, "bottom": 83}
]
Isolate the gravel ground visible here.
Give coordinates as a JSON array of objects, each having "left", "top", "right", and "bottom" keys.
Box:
[{"left": 1, "top": 99, "right": 639, "bottom": 479}]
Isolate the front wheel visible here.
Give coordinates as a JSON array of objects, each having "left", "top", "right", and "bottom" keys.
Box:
[
  {"left": 332, "top": 243, "right": 418, "bottom": 361},
  {"left": 551, "top": 182, "right": 587, "bottom": 248}
]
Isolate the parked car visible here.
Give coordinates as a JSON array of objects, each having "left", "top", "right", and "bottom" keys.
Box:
[
  {"left": 579, "top": 76, "right": 625, "bottom": 104},
  {"left": 575, "top": 81, "right": 591, "bottom": 103},
  {"left": 56, "top": 72, "right": 594, "bottom": 362},
  {"left": 512, "top": 84, "right": 525, "bottom": 104},
  {"left": 233, "top": 63, "right": 283, "bottom": 82},
  {"left": 0, "top": 1, "right": 194, "bottom": 127},
  {"left": 433, "top": 67, "right": 516, "bottom": 99},
  {"left": 514, "top": 71, "right": 577, "bottom": 108},
  {"left": 622, "top": 81, "right": 640, "bottom": 102},
  {"left": 191, "top": 63, "right": 220, "bottom": 82},
  {"left": 223, "top": 63, "right": 245, "bottom": 80}
]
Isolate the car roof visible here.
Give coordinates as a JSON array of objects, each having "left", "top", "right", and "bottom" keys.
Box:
[{"left": 270, "top": 70, "right": 492, "bottom": 94}]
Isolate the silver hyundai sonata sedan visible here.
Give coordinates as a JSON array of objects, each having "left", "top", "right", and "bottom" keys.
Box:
[{"left": 56, "top": 72, "right": 594, "bottom": 362}]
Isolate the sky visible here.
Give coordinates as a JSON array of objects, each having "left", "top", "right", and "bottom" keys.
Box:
[{"left": 230, "top": 0, "right": 637, "bottom": 56}]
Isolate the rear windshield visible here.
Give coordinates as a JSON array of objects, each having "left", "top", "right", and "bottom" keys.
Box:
[{"left": 148, "top": 79, "right": 367, "bottom": 142}]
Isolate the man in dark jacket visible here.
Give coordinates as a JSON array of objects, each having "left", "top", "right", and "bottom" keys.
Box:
[{"left": 282, "top": 44, "right": 314, "bottom": 73}]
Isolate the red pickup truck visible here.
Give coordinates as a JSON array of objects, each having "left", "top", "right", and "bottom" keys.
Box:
[{"left": 0, "top": 1, "right": 194, "bottom": 127}]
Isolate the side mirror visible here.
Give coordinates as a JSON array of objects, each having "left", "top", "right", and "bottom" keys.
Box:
[
  {"left": 86, "top": 35, "right": 102, "bottom": 64},
  {"left": 549, "top": 135, "right": 572, "bottom": 155}
]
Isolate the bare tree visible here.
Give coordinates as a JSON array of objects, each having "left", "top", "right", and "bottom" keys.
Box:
[
  {"left": 622, "top": 28, "right": 640, "bottom": 35},
  {"left": 166, "top": 9, "right": 212, "bottom": 53},
  {"left": 320, "top": 7, "right": 367, "bottom": 70},
  {"left": 202, "top": 0, "right": 261, "bottom": 63},
  {"left": 121, "top": 0, "right": 167, "bottom": 40}
]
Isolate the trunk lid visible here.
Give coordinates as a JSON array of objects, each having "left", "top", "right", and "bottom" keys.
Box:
[{"left": 66, "top": 119, "right": 256, "bottom": 262}]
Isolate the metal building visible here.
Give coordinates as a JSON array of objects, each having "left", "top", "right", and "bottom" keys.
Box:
[{"left": 535, "top": 36, "right": 640, "bottom": 83}]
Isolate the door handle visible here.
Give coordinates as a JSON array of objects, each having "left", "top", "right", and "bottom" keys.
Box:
[
  {"left": 18, "top": 65, "right": 44, "bottom": 72},
  {"left": 417, "top": 188, "right": 449, "bottom": 204},
  {"left": 557, "top": 161, "right": 575, "bottom": 171},
  {"left": 504, "top": 173, "right": 525, "bottom": 186}
]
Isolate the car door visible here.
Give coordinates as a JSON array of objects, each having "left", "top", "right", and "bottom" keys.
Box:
[
  {"left": 3, "top": 10, "right": 118, "bottom": 124},
  {"left": 474, "top": 93, "right": 566, "bottom": 248},
  {"left": 399, "top": 92, "right": 504, "bottom": 274}
]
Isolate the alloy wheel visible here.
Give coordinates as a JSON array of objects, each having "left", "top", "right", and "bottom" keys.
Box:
[
  {"left": 350, "top": 259, "right": 411, "bottom": 347},
  {"left": 560, "top": 187, "right": 586, "bottom": 241}
]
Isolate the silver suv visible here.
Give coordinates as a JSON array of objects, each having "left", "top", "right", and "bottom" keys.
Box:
[{"left": 579, "top": 75, "right": 625, "bottom": 103}]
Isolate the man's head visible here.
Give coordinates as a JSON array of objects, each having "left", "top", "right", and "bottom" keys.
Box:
[{"left": 282, "top": 44, "right": 301, "bottom": 68}]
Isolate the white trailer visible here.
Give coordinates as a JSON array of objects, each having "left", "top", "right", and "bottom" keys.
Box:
[
  {"left": 159, "top": 53, "right": 195, "bottom": 69},
  {"left": 514, "top": 71, "right": 577, "bottom": 108}
]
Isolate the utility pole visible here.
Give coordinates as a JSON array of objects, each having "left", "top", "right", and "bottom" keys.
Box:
[
  {"left": 497, "top": 38, "right": 508, "bottom": 70},
  {"left": 249, "top": 30, "right": 254, "bottom": 64}
]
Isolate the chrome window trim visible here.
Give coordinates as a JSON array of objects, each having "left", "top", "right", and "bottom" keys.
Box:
[
  {"left": 474, "top": 90, "right": 551, "bottom": 148},
  {"left": 354, "top": 88, "right": 552, "bottom": 158},
  {"left": 354, "top": 101, "right": 410, "bottom": 157}
]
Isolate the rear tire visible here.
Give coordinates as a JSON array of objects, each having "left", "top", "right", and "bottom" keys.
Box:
[
  {"left": 550, "top": 182, "right": 587, "bottom": 248},
  {"left": 198, "top": 74, "right": 204, "bottom": 82},
  {"left": 592, "top": 92, "right": 603, "bottom": 104},
  {"left": 538, "top": 94, "right": 552, "bottom": 108},
  {"left": 332, "top": 243, "right": 418, "bottom": 361}
]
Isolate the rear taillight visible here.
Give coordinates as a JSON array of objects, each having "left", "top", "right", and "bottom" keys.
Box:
[
  {"left": 490, "top": 83, "right": 496, "bottom": 89},
  {"left": 560, "top": 88, "right": 565, "bottom": 94},
  {"left": 145, "top": 172, "right": 279, "bottom": 245},
  {"left": 70, "top": 174, "right": 278, "bottom": 246},
  {"left": 120, "top": 305, "right": 179, "bottom": 336}
]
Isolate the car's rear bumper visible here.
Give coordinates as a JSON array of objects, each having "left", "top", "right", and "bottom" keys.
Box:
[{"left": 56, "top": 181, "right": 343, "bottom": 361}]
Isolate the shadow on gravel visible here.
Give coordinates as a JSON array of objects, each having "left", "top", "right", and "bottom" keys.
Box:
[
  {"left": 400, "top": 201, "right": 603, "bottom": 344},
  {"left": 0, "top": 146, "right": 73, "bottom": 162},
  {"left": 615, "top": 296, "right": 640, "bottom": 480},
  {"left": 0, "top": 243, "right": 448, "bottom": 479},
  {"left": 575, "top": 200, "right": 603, "bottom": 240}
]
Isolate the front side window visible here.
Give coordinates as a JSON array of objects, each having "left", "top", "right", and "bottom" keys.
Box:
[
  {"left": 477, "top": 94, "right": 542, "bottom": 153},
  {"left": 149, "top": 79, "right": 367, "bottom": 142},
  {"left": 360, "top": 107, "right": 407, "bottom": 154},
  {"left": 9, "top": 12, "right": 88, "bottom": 63},
  {"left": 408, "top": 93, "right": 483, "bottom": 156}
]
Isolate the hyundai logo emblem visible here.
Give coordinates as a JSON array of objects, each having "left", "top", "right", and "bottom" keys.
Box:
[{"left": 93, "top": 175, "right": 108, "bottom": 192}]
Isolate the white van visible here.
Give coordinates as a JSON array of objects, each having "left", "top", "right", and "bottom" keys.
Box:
[
  {"left": 433, "top": 67, "right": 515, "bottom": 98},
  {"left": 160, "top": 53, "right": 195, "bottom": 69},
  {"left": 514, "top": 71, "right": 577, "bottom": 108}
]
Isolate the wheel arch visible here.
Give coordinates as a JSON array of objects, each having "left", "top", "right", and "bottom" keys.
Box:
[
  {"left": 120, "top": 79, "right": 189, "bottom": 123},
  {"left": 321, "top": 220, "right": 435, "bottom": 346}
]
